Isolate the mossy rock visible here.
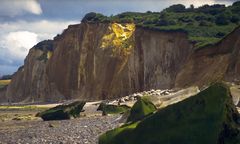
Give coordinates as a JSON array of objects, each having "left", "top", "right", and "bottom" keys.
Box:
[
  {"left": 127, "top": 97, "right": 157, "bottom": 122},
  {"left": 97, "top": 103, "right": 130, "bottom": 115},
  {"left": 99, "top": 83, "right": 240, "bottom": 144},
  {"left": 36, "top": 101, "right": 86, "bottom": 121}
]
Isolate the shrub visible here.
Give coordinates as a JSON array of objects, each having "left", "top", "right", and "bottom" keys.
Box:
[
  {"left": 165, "top": 4, "right": 186, "bottom": 12},
  {"left": 81, "top": 12, "right": 107, "bottom": 22},
  {"left": 215, "top": 32, "right": 226, "bottom": 38},
  {"left": 0, "top": 75, "right": 12, "bottom": 80},
  {"left": 230, "top": 15, "right": 240, "bottom": 23},
  {"left": 215, "top": 14, "right": 229, "bottom": 25}
]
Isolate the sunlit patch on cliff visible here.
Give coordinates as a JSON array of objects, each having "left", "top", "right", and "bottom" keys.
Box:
[{"left": 101, "top": 23, "right": 135, "bottom": 58}]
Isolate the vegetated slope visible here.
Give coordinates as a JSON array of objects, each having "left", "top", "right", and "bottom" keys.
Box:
[
  {"left": 0, "top": 80, "right": 10, "bottom": 102},
  {"left": 99, "top": 83, "right": 240, "bottom": 144},
  {"left": 83, "top": 1, "right": 240, "bottom": 48},
  {"left": 0, "top": 80, "right": 11, "bottom": 89}
]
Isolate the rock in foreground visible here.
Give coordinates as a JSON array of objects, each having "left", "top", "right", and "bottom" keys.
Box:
[
  {"left": 127, "top": 97, "right": 157, "bottom": 122},
  {"left": 99, "top": 83, "right": 240, "bottom": 144},
  {"left": 36, "top": 101, "right": 86, "bottom": 121}
]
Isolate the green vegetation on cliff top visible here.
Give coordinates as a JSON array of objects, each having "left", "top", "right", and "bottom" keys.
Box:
[
  {"left": 99, "top": 83, "right": 240, "bottom": 144},
  {"left": 83, "top": 2, "right": 240, "bottom": 49}
]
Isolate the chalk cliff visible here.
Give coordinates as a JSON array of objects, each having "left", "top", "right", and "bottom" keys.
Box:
[{"left": 3, "top": 22, "right": 240, "bottom": 102}]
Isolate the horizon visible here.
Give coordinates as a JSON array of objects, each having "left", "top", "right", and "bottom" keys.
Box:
[{"left": 0, "top": 0, "right": 238, "bottom": 76}]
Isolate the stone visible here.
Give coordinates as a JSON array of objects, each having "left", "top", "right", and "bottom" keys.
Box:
[
  {"left": 97, "top": 103, "right": 130, "bottom": 115},
  {"left": 127, "top": 97, "right": 157, "bottom": 122},
  {"left": 99, "top": 83, "right": 240, "bottom": 144},
  {"left": 36, "top": 101, "right": 86, "bottom": 121}
]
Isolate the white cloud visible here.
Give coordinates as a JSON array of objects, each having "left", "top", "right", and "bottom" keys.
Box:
[
  {"left": 4, "top": 31, "right": 38, "bottom": 59},
  {"left": 0, "top": 0, "right": 42, "bottom": 17},
  {"left": 0, "top": 20, "right": 78, "bottom": 40},
  {"left": 0, "top": 20, "right": 78, "bottom": 75}
]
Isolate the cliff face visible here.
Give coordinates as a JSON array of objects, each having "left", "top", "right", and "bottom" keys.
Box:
[
  {"left": 47, "top": 23, "right": 135, "bottom": 100},
  {"left": 3, "top": 22, "right": 240, "bottom": 102},
  {"left": 46, "top": 23, "right": 193, "bottom": 100},
  {"left": 133, "top": 28, "right": 193, "bottom": 90},
  {"left": 175, "top": 26, "right": 240, "bottom": 87},
  {"left": 5, "top": 41, "right": 64, "bottom": 103}
]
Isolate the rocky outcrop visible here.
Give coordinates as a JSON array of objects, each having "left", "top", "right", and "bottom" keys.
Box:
[
  {"left": 99, "top": 83, "right": 240, "bottom": 144},
  {"left": 3, "top": 22, "right": 240, "bottom": 103},
  {"left": 5, "top": 40, "right": 64, "bottom": 103},
  {"left": 176, "top": 26, "right": 240, "bottom": 87},
  {"left": 46, "top": 23, "right": 193, "bottom": 101}
]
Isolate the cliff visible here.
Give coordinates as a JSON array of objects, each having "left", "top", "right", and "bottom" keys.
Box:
[
  {"left": 5, "top": 40, "right": 64, "bottom": 103},
  {"left": 3, "top": 22, "right": 240, "bottom": 103},
  {"left": 176, "top": 26, "right": 240, "bottom": 87}
]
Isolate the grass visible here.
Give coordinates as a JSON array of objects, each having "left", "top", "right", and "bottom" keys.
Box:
[
  {"left": 0, "top": 80, "right": 11, "bottom": 89},
  {"left": 82, "top": 2, "right": 240, "bottom": 49},
  {"left": 0, "top": 105, "right": 50, "bottom": 111},
  {"left": 99, "top": 83, "right": 240, "bottom": 144}
]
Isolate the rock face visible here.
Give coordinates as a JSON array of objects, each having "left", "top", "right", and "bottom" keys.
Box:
[
  {"left": 176, "top": 26, "right": 240, "bottom": 87},
  {"left": 5, "top": 40, "right": 64, "bottom": 103},
  {"left": 46, "top": 23, "right": 193, "bottom": 101},
  {"left": 3, "top": 22, "right": 240, "bottom": 102}
]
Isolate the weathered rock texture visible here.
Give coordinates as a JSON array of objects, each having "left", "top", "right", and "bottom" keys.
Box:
[
  {"left": 5, "top": 41, "right": 64, "bottom": 103},
  {"left": 2, "top": 23, "right": 240, "bottom": 102},
  {"left": 176, "top": 26, "right": 240, "bottom": 87}
]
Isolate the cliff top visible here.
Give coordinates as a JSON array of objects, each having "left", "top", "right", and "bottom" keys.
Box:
[{"left": 82, "top": 2, "right": 240, "bottom": 49}]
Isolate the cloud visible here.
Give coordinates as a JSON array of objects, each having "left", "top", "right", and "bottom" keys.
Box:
[
  {"left": 4, "top": 31, "right": 38, "bottom": 59},
  {"left": 0, "top": 20, "right": 78, "bottom": 75},
  {"left": 0, "top": 0, "right": 42, "bottom": 17}
]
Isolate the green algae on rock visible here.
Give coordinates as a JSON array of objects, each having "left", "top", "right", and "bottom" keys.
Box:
[
  {"left": 127, "top": 97, "right": 157, "bottom": 122},
  {"left": 99, "top": 83, "right": 240, "bottom": 144},
  {"left": 97, "top": 103, "right": 130, "bottom": 115},
  {"left": 36, "top": 101, "right": 86, "bottom": 121}
]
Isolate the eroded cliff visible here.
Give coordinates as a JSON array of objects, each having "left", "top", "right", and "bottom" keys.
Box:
[
  {"left": 175, "top": 26, "right": 240, "bottom": 87},
  {"left": 3, "top": 22, "right": 240, "bottom": 102},
  {"left": 46, "top": 22, "right": 193, "bottom": 101},
  {"left": 5, "top": 40, "right": 64, "bottom": 103}
]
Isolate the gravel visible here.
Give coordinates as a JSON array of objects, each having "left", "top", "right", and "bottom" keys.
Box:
[{"left": 0, "top": 115, "right": 120, "bottom": 144}]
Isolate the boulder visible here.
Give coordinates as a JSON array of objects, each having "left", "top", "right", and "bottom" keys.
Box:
[
  {"left": 97, "top": 103, "right": 130, "bottom": 115},
  {"left": 36, "top": 101, "right": 86, "bottom": 121},
  {"left": 99, "top": 83, "right": 240, "bottom": 144},
  {"left": 127, "top": 97, "right": 157, "bottom": 122}
]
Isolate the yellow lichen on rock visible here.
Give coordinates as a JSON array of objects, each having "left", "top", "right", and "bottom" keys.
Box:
[
  {"left": 101, "top": 23, "right": 135, "bottom": 58},
  {"left": 47, "top": 51, "right": 53, "bottom": 59}
]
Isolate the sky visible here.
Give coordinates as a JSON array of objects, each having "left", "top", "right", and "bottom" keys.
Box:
[{"left": 0, "top": 0, "right": 238, "bottom": 76}]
